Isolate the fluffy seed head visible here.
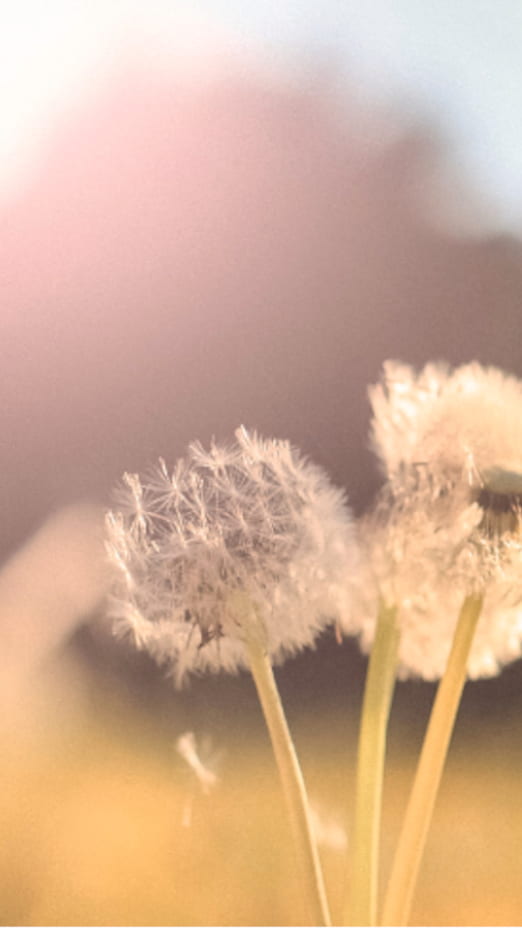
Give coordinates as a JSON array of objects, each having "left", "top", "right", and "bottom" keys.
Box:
[
  {"left": 348, "top": 361, "right": 522, "bottom": 680},
  {"left": 106, "top": 427, "right": 354, "bottom": 685},
  {"left": 370, "top": 360, "right": 522, "bottom": 495}
]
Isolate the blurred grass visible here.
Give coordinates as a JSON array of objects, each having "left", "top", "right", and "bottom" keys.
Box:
[{"left": 2, "top": 670, "right": 522, "bottom": 926}]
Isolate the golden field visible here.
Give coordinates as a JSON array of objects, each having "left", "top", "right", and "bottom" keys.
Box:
[{"left": 2, "top": 662, "right": 521, "bottom": 927}]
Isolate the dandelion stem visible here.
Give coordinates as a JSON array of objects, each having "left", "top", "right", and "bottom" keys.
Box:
[
  {"left": 246, "top": 635, "right": 332, "bottom": 927},
  {"left": 346, "top": 600, "right": 400, "bottom": 927},
  {"left": 381, "top": 592, "right": 483, "bottom": 927}
]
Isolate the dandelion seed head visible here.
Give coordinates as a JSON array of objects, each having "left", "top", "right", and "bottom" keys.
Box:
[
  {"left": 350, "top": 486, "right": 522, "bottom": 679},
  {"left": 348, "top": 360, "right": 522, "bottom": 679},
  {"left": 370, "top": 360, "right": 522, "bottom": 494},
  {"left": 106, "top": 427, "right": 354, "bottom": 685}
]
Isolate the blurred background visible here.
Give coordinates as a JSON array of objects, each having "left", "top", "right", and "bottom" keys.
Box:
[{"left": 2, "top": 2, "right": 522, "bottom": 924}]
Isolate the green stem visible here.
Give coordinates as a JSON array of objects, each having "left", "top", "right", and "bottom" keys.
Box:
[
  {"left": 381, "top": 592, "right": 484, "bottom": 927},
  {"left": 346, "top": 600, "right": 400, "bottom": 926},
  {"left": 246, "top": 636, "right": 331, "bottom": 927}
]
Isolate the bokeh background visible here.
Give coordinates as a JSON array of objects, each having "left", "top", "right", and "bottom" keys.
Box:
[{"left": 2, "top": 3, "right": 522, "bottom": 925}]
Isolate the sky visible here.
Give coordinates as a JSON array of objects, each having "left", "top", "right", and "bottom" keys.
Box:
[{"left": 1, "top": 0, "right": 521, "bottom": 235}]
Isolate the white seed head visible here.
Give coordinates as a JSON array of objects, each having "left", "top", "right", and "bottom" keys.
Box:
[
  {"left": 106, "top": 427, "right": 354, "bottom": 685},
  {"left": 370, "top": 360, "right": 522, "bottom": 490},
  {"left": 348, "top": 361, "right": 522, "bottom": 680}
]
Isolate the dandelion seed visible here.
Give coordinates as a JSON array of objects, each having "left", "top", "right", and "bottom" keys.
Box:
[
  {"left": 106, "top": 426, "right": 354, "bottom": 685},
  {"left": 310, "top": 804, "right": 347, "bottom": 852},
  {"left": 176, "top": 731, "right": 220, "bottom": 828},
  {"left": 351, "top": 360, "right": 522, "bottom": 680},
  {"left": 176, "top": 731, "right": 219, "bottom": 795}
]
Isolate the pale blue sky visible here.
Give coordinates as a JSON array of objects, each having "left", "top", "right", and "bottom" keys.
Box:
[{"left": 2, "top": 1, "right": 521, "bottom": 234}]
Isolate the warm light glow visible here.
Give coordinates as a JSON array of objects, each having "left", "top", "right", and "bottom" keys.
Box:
[
  {"left": 0, "top": 2, "right": 236, "bottom": 200},
  {"left": 0, "top": 4, "right": 104, "bottom": 196}
]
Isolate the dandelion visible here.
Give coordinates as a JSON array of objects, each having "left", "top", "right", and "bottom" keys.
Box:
[
  {"left": 359, "top": 360, "right": 522, "bottom": 680},
  {"left": 370, "top": 360, "right": 522, "bottom": 496},
  {"left": 107, "top": 426, "right": 355, "bottom": 926},
  {"left": 348, "top": 361, "right": 522, "bottom": 927},
  {"left": 106, "top": 426, "right": 354, "bottom": 685}
]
